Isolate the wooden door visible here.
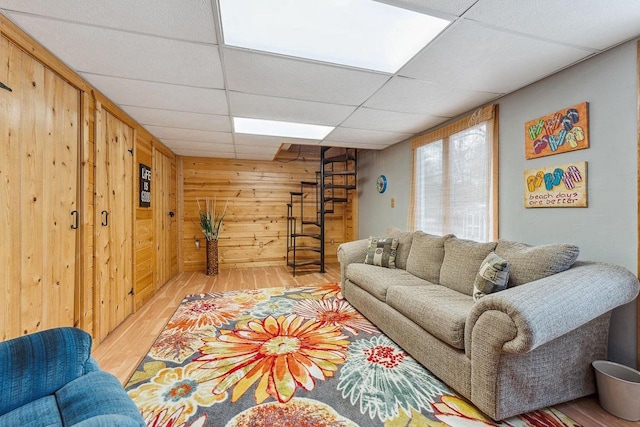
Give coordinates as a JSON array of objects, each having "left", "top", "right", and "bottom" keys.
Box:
[
  {"left": 154, "top": 149, "right": 177, "bottom": 289},
  {"left": 94, "top": 105, "right": 133, "bottom": 342},
  {"left": 0, "top": 35, "right": 79, "bottom": 340}
]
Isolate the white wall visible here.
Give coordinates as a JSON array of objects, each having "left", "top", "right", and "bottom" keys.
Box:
[{"left": 357, "top": 39, "right": 639, "bottom": 367}]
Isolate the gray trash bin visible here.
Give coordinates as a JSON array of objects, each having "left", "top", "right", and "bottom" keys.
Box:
[{"left": 592, "top": 360, "right": 640, "bottom": 421}]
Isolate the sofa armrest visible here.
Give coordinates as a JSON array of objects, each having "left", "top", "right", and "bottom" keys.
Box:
[
  {"left": 0, "top": 327, "right": 95, "bottom": 416},
  {"left": 337, "top": 238, "right": 369, "bottom": 286},
  {"left": 465, "top": 261, "right": 639, "bottom": 356}
]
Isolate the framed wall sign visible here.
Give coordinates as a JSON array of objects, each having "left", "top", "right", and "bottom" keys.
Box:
[
  {"left": 524, "top": 161, "right": 587, "bottom": 208},
  {"left": 139, "top": 163, "right": 151, "bottom": 208},
  {"left": 525, "top": 102, "right": 589, "bottom": 159}
]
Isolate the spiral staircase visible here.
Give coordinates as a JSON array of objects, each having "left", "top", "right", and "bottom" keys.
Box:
[{"left": 286, "top": 147, "right": 357, "bottom": 276}]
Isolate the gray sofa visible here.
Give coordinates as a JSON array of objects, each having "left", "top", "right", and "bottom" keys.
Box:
[{"left": 337, "top": 229, "right": 640, "bottom": 420}]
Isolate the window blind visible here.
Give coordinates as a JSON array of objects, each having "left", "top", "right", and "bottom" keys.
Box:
[{"left": 409, "top": 105, "right": 498, "bottom": 241}]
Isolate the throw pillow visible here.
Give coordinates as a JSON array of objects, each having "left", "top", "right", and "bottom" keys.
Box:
[
  {"left": 495, "top": 239, "right": 579, "bottom": 287},
  {"left": 386, "top": 226, "right": 414, "bottom": 270},
  {"left": 405, "top": 231, "right": 453, "bottom": 283},
  {"left": 473, "top": 252, "right": 510, "bottom": 301},
  {"left": 364, "top": 236, "right": 399, "bottom": 268},
  {"left": 439, "top": 238, "right": 498, "bottom": 296}
]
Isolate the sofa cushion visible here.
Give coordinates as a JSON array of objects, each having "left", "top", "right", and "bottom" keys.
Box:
[
  {"left": 0, "top": 395, "right": 62, "bottom": 426},
  {"left": 440, "top": 238, "right": 498, "bottom": 295},
  {"left": 386, "top": 285, "right": 475, "bottom": 349},
  {"left": 56, "top": 371, "right": 145, "bottom": 426},
  {"left": 386, "top": 227, "right": 414, "bottom": 270},
  {"left": 473, "top": 252, "right": 510, "bottom": 301},
  {"left": 364, "top": 236, "right": 399, "bottom": 268},
  {"left": 495, "top": 239, "right": 579, "bottom": 287},
  {"left": 405, "top": 232, "right": 452, "bottom": 283},
  {"left": 346, "top": 263, "right": 431, "bottom": 301}
]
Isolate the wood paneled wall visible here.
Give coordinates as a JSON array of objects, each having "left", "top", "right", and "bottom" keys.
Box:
[
  {"left": 0, "top": 14, "right": 178, "bottom": 343},
  {"left": 79, "top": 92, "right": 95, "bottom": 334},
  {"left": 178, "top": 157, "right": 349, "bottom": 271},
  {"left": 154, "top": 149, "right": 178, "bottom": 289},
  {"left": 1, "top": 35, "right": 80, "bottom": 339},
  {"left": 134, "top": 132, "right": 154, "bottom": 310},
  {"left": 133, "top": 131, "right": 177, "bottom": 311},
  {"left": 94, "top": 106, "right": 135, "bottom": 342}
]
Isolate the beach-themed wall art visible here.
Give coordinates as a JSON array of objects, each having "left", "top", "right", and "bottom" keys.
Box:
[
  {"left": 525, "top": 102, "right": 589, "bottom": 159},
  {"left": 524, "top": 161, "right": 587, "bottom": 208}
]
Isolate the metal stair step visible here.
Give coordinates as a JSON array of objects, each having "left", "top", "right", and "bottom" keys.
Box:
[
  {"left": 324, "top": 184, "right": 356, "bottom": 190},
  {"left": 291, "top": 232, "right": 321, "bottom": 239},
  {"left": 323, "top": 154, "right": 356, "bottom": 164},
  {"left": 287, "top": 246, "right": 321, "bottom": 252},
  {"left": 300, "top": 181, "right": 318, "bottom": 186},
  {"left": 324, "top": 170, "right": 356, "bottom": 177}
]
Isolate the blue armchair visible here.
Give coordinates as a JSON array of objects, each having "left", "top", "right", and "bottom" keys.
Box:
[{"left": 0, "top": 327, "right": 145, "bottom": 426}]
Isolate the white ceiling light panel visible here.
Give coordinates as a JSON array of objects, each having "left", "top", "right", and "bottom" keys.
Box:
[
  {"left": 219, "top": 0, "right": 450, "bottom": 73},
  {"left": 234, "top": 117, "right": 334, "bottom": 140},
  {"left": 229, "top": 92, "right": 356, "bottom": 126}
]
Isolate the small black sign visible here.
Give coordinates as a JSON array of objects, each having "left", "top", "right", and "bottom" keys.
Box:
[{"left": 139, "top": 163, "right": 151, "bottom": 208}]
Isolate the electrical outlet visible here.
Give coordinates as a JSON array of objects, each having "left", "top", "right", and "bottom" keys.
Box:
[{"left": 259, "top": 241, "right": 264, "bottom": 248}]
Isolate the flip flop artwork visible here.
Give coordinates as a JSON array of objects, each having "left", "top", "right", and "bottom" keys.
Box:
[
  {"left": 525, "top": 102, "right": 589, "bottom": 159},
  {"left": 524, "top": 162, "right": 587, "bottom": 208}
]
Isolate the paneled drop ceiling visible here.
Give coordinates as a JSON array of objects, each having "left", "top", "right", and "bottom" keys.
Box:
[{"left": 2, "top": 0, "right": 640, "bottom": 160}]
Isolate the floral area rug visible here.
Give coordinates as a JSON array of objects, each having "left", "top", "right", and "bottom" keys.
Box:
[{"left": 125, "top": 284, "right": 580, "bottom": 427}]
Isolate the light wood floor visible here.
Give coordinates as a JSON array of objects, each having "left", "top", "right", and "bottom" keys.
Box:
[{"left": 93, "top": 264, "right": 635, "bottom": 427}]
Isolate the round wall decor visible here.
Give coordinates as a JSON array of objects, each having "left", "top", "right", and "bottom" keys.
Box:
[{"left": 376, "top": 175, "right": 387, "bottom": 193}]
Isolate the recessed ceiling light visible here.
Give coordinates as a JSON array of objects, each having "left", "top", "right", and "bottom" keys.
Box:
[
  {"left": 233, "top": 117, "right": 334, "bottom": 140},
  {"left": 219, "top": 0, "right": 450, "bottom": 73}
]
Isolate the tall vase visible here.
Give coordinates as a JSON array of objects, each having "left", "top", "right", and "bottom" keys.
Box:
[{"left": 206, "top": 239, "right": 219, "bottom": 275}]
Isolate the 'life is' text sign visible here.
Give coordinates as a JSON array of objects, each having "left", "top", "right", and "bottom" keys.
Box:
[{"left": 139, "top": 163, "right": 151, "bottom": 208}]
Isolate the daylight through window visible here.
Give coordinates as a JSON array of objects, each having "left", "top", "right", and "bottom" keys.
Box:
[{"left": 409, "top": 105, "right": 497, "bottom": 242}]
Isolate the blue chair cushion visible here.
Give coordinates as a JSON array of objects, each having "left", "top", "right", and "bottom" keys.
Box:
[
  {"left": 0, "top": 395, "right": 63, "bottom": 426},
  {"left": 0, "top": 327, "right": 94, "bottom": 415},
  {"left": 56, "top": 371, "right": 144, "bottom": 426}
]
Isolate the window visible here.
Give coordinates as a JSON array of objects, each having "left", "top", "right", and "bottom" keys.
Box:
[{"left": 409, "top": 105, "right": 497, "bottom": 242}]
